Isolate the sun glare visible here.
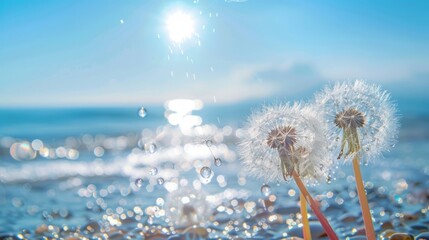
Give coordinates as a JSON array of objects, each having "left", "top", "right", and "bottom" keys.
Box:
[{"left": 166, "top": 10, "right": 195, "bottom": 43}]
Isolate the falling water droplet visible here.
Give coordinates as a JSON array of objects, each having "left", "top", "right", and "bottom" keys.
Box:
[
  {"left": 261, "top": 184, "right": 271, "bottom": 197},
  {"left": 205, "top": 140, "right": 212, "bottom": 147},
  {"left": 138, "top": 107, "right": 147, "bottom": 118},
  {"left": 149, "top": 167, "right": 158, "bottom": 176},
  {"left": 145, "top": 143, "right": 157, "bottom": 153},
  {"left": 391, "top": 144, "right": 395, "bottom": 148},
  {"left": 200, "top": 167, "right": 212, "bottom": 179},
  {"left": 135, "top": 178, "right": 144, "bottom": 188},
  {"left": 214, "top": 158, "right": 222, "bottom": 167},
  {"left": 157, "top": 178, "right": 164, "bottom": 185}
]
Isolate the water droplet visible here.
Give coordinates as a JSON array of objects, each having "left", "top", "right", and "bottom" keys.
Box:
[
  {"left": 214, "top": 158, "right": 222, "bottom": 167},
  {"left": 200, "top": 167, "right": 212, "bottom": 179},
  {"left": 135, "top": 178, "right": 144, "bottom": 188},
  {"left": 391, "top": 144, "right": 395, "bottom": 148},
  {"left": 365, "top": 147, "right": 370, "bottom": 152},
  {"left": 138, "top": 107, "right": 147, "bottom": 118},
  {"left": 157, "top": 178, "right": 164, "bottom": 185},
  {"left": 335, "top": 137, "right": 340, "bottom": 141},
  {"left": 145, "top": 143, "right": 157, "bottom": 153},
  {"left": 149, "top": 167, "right": 158, "bottom": 176},
  {"left": 205, "top": 140, "right": 212, "bottom": 147},
  {"left": 260, "top": 184, "right": 271, "bottom": 197}
]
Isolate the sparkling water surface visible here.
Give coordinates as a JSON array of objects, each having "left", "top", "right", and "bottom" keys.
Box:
[{"left": 0, "top": 105, "right": 428, "bottom": 239}]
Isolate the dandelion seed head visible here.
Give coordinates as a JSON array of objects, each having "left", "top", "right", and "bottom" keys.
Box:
[
  {"left": 238, "top": 102, "right": 331, "bottom": 183},
  {"left": 334, "top": 108, "right": 366, "bottom": 129},
  {"left": 266, "top": 126, "right": 297, "bottom": 150},
  {"left": 315, "top": 80, "right": 399, "bottom": 163}
]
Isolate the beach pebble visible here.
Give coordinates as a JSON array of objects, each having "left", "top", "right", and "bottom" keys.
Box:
[
  {"left": 286, "top": 222, "right": 326, "bottom": 239},
  {"left": 401, "top": 213, "right": 419, "bottom": 222},
  {"left": 82, "top": 221, "right": 100, "bottom": 233},
  {"left": 381, "top": 222, "right": 395, "bottom": 230},
  {"left": 0, "top": 233, "right": 19, "bottom": 240},
  {"left": 410, "top": 224, "right": 428, "bottom": 232},
  {"left": 35, "top": 224, "right": 49, "bottom": 235},
  {"left": 415, "top": 232, "right": 429, "bottom": 240},
  {"left": 108, "top": 232, "right": 125, "bottom": 240},
  {"left": 380, "top": 229, "right": 398, "bottom": 239},
  {"left": 389, "top": 233, "right": 415, "bottom": 240},
  {"left": 339, "top": 213, "right": 359, "bottom": 223}
]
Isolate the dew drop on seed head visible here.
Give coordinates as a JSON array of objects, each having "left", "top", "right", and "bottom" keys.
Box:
[
  {"left": 214, "top": 158, "right": 222, "bottom": 167},
  {"left": 149, "top": 167, "right": 158, "bottom": 176},
  {"left": 138, "top": 107, "right": 147, "bottom": 118},
  {"left": 135, "top": 178, "right": 143, "bottom": 188},
  {"left": 261, "top": 184, "right": 271, "bottom": 197},
  {"left": 157, "top": 177, "right": 164, "bottom": 185},
  {"left": 200, "top": 167, "right": 212, "bottom": 179}
]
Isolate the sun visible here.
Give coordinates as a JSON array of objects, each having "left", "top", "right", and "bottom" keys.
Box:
[{"left": 166, "top": 10, "right": 195, "bottom": 43}]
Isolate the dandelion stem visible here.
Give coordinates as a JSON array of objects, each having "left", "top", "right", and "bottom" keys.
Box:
[
  {"left": 300, "top": 192, "right": 311, "bottom": 240},
  {"left": 292, "top": 171, "right": 338, "bottom": 240},
  {"left": 352, "top": 155, "right": 376, "bottom": 240}
]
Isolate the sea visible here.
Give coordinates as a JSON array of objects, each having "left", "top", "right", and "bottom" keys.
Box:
[{"left": 0, "top": 101, "right": 428, "bottom": 239}]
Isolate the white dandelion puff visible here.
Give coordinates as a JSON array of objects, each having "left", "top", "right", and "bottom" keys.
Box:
[
  {"left": 315, "top": 80, "right": 399, "bottom": 163},
  {"left": 165, "top": 188, "right": 213, "bottom": 228},
  {"left": 238, "top": 102, "right": 331, "bottom": 183}
]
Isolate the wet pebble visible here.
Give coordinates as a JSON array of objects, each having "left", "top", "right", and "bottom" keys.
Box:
[
  {"left": 109, "top": 232, "right": 125, "bottom": 240},
  {"left": 35, "top": 224, "right": 49, "bottom": 235},
  {"left": 410, "top": 224, "right": 428, "bottom": 232},
  {"left": 389, "top": 233, "right": 415, "bottom": 240},
  {"left": 339, "top": 213, "right": 359, "bottom": 223},
  {"left": 0, "top": 233, "right": 19, "bottom": 240},
  {"left": 380, "top": 229, "right": 398, "bottom": 239},
  {"left": 286, "top": 222, "right": 326, "bottom": 239},
  {"left": 381, "top": 221, "right": 395, "bottom": 230},
  {"left": 347, "top": 236, "right": 368, "bottom": 240},
  {"left": 415, "top": 232, "right": 429, "bottom": 240},
  {"left": 82, "top": 221, "right": 100, "bottom": 234}
]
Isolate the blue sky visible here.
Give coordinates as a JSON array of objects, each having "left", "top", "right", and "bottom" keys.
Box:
[{"left": 1, "top": 0, "right": 428, "bottom": 107}]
